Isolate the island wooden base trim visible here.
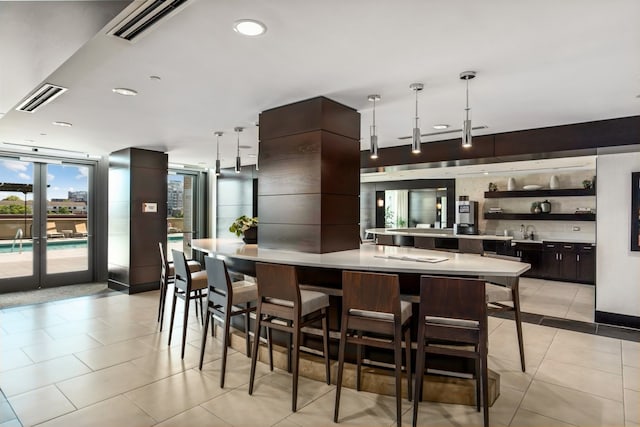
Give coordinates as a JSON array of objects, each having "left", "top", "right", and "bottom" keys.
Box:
[{"left": 218, "top": 324, "right": 500, "bottom": 406}]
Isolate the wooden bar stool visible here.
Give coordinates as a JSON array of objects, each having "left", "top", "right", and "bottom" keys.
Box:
[
  {"left": 157, "top": 242, "right": 201, "bottom": 331},
  {"left": 168, "top": 249, "right": 207, "bottom": 359},
  {"left": 412, "top": 275, "right": 489, "bottom": 427},
  {"left": 248, "top": 262, "right": 330, "bottom": 412},
  {"left": 199, "top": 256, "right": 258, "bottom": 388},
  {"left": 482, "top": 253, "right": 526, "bottom": 372},
  {"left": 334, "top": 271, "right": 412, "bottom": 427}
]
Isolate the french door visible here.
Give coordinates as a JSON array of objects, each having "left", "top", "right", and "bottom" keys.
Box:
[
  {"left": 0, "top": 156, "right": 94, "bottom": 293},
  {"left": 166, "top": 170, "right": 206, "bottom": 262}
]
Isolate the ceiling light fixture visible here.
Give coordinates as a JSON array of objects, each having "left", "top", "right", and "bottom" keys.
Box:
[
  {"left": 214, "top": 131, "right": 223, "bottom": 176},
  {"left": 409, "top": 83, "right": 424, "bottom": 154},
  {"left": 234, "top": 127, "right": 243, "bottom": 173},
  {"left": 112, "top": 87, "right": 138, "bottom": 96},
  {"left": 52, "top": 121, "right": 72, "bottom": 127},
  {"left": 433, "top": 124, "right": 449, "bottom": 130},
  {"left": 460, "top": 71, "right": 476, "bottom": 148},
  {"left": 368, "top": 94, "right": 380, "bottom": 159},
  {"left": 233, "top": 19, "right": 266, "bottom": 36}
]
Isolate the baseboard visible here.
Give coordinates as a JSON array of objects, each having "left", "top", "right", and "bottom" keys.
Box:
[
  {"left": 107, "top": 279, "right": 159, "bottom": 295},
  {"left": 595, "top": 310, "right": 640, "bottom": 330}
]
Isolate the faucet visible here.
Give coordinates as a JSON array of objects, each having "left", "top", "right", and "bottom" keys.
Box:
[{"left": 520, "top": 224, "right": 526, "bottom": 239}]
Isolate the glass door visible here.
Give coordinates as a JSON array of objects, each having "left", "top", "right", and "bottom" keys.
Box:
[
  {"left": 167, "top": 171, "right": 204, "bottom": 261},
  {"left": 0, "top": 156, "right": 93, "bottom": 293}
]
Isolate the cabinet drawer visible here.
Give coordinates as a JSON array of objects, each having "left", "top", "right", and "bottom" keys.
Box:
[{"left": 577, "top": 243, "right": 596, "bottom": 252}]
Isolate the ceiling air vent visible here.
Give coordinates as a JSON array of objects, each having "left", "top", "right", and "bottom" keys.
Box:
[
  {"left": 15, "top": 83, "right": 68, "bottom": 113},
  {"left": 108, "top": 0, "right": 190, "bottom": 42}
]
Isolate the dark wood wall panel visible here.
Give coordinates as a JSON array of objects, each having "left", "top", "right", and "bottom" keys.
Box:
[
  {"left": 259, "top": 194, "right": 358, "bottom": 225},
  {"left": 258, "top": 96, "right": 360, "bottom": 253},
  {"left": 108, "top": 148, "right": 167, "bottom": 294},
  {"left": 258, "top": 132, "right": 321, "bottom": 196},
  {"left": 260, "top": 96, "right": 360, "bottom": 140}
]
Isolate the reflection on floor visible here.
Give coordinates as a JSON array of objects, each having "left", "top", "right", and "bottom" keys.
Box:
[
  {"left": 0, "top": 288, "right": 638, "bottom": 427},
  {"left": 519, "top": 277, "right": 594, "bottom": 323}
]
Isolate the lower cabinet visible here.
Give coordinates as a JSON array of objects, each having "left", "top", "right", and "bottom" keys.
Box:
[
  {"left": 514, "top": 242, "right": 543, "bottom": 278},
  {"left": 542, "top": 242, "right": 596, "bottom": 285}
]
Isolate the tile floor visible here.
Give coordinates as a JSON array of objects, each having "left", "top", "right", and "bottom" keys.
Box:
[
  {"left": 518, "top": 277, "right": 594, "bottom": 323},
  {"left": 0, "top": 285, "right": 637, "bottom": 427}
]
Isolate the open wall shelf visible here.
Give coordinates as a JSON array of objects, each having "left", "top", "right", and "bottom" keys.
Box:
[
  {"left": 484, "top": 212, "right": 596, "bottom": 221},
  {"left": 484, "top": 188, "right": 595, "bottom": 198}
]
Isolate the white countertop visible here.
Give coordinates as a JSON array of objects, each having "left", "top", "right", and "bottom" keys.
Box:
[
  {"left": 365, "top": 228, "right": 513, "bottom": 241},
  {"left": 191, "top": 238, "right": 530, "bottom": 277}
]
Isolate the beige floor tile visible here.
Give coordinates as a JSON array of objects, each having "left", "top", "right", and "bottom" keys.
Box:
[
  {"left": 488, "top": 356, "right": 535, "bottom": 392},
  {"left": 0, "top": 349, "right": 34, "bottom": 372},
  {"left": 552, "top": 329, "right": 621, "bottom": 355},
  {"left": 623, "top": 365, "right": 640, "bottom": 392},
  {"left": 574, "top": 286, "right": 595, "bottom": 302},
  {"left": 74, "top": 337, "right": 157, "bottom": 370},
  {"left": 130, "top": 342, "right": 222, "bottom": 381},
  {"left": 625, "top": 389, "right": 640, "bottom": 424},
  {"left": 488, "top": 385, "right": 525, "bottom": 426},
  {"left": 489, "top": 321, "right": 556, "bottom": 368},
  {"left": 0, "top": 355, "right": 91, "bottom": 397},
  {"left": 124, "top": 368, "right": 227, "bottom": 422},
  {"left": 199, "top": 350, "right": 272, "bottom": 389},
  {"left": 623, "top": 341, "right": 640, "bottom": 369},
  {"left": 0, "top": 329, "right": 55, "bottom": 352},
  {"left": 565, "top": 301, "right": 594, "bottom": 323},
  {"left": 153, "top": 405, "right": 232, "bottom": 427},
  {"left": 1, "top": 313, "right": 66, "bottom": 334},
  {"left": 43, "top": 317, "right": 112, "bottom": 339},
  {"left": 407, "top": 399, "right": 508, "bottom": 427},
  {"left": 626, "top": 422, "right": 640, "bottom": 427},
  {"left": 488, "top": 316, "right": 504, "bottom": 334},
  {"left": 545, "top": 339, "right": 622, "bottom": 375},
  {"left": 272, "top": 418, "right": 303, "bottom": 427},
  {"left": 57, "top": 361, "right": 157, "bottom": 408},
  {"left": 21, "top": 334, "right": 102, "bottom": 363},
  {"left": 509, "top": 408, "right": 577, "bottom": 426},
  {"left": 36, "top": 395, "right": 155, "bottom": 427},
  {"left": 88, "top": 323, "right": 157, "bottom": 345},
  {"left": 7, "top": 385, "right": 75, "bottom": 426},
  {"left": 520, "top": 380, "right": 624, "bottom": 426},
  {"left": 535, "top": 359, "right": 623, "bottom": 401}
]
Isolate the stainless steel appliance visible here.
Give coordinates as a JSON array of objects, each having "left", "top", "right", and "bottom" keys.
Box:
[{"left": 454, "top": 199, "right": 478, "bottom": 235}]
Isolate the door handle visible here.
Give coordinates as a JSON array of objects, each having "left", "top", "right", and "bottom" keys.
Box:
[{"left": 577, "top": 254, "right": 580, "bottom": 262}]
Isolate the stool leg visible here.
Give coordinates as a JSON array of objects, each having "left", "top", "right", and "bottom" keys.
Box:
[
  {"left": 412, "top": 327, "right": 426, "bottom": 427},
  {"left": 286, "top": 320, "right": 292, "bottom": 373},
  {"left": 513, "top": 287, "right": 526, "bottom": 372},
  {"left": 394, "top": 324, "right": 403, "bottom": 427},
  {"left": 333, "top": 316, "right": 348, "bottom": 423},
  {"left": 482, "top": 348, "right": 489, "bottom": 427},
  {"left": 244, "top": 303, "right": 251, "bottom": 357},
  {"left": 321, "top": 308, "right": 330, "bottom": 385},
  {"left": 291, "top": 323, "right": 300, "bottom": 412},
  {"left": 167, "top": 287, "right": 178, "bottom": 347},
  {"left": 267, "top": 326, "right": 274, "bottom": 371},
  {"left": 475, "top": 350, "right": 481, "bottom": 412},
  {"left": 249, "top": 303, "right": 263, "bottom": 396},
  {"left": 355, "top": 331, "right": 362, "bottom": 391},
  {"left": 181, "top": 294, "right": 190, "bottom": 359},
  {"left": 220, "top": 304, "right": 232, "bottom": 388},
  {"left": 405, "top": 326, "right": 412, "bottom": 402},
  {"left": 199, "top": 310, "right": 210, "bottom": 370}
]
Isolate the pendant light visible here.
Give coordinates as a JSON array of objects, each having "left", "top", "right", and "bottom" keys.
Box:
[
  {"left": 368, "top": 94, "right": 380, "bottom": 159},
  {"left": 460, "top": 71, "right": 476, "bottom": 148},
  {"left": 255, "top": 122, "right": 260, "bottom": 171},
  {"left": 409, "top": 83, "right": 424, "bottom": 154},
  {"left": 234, "top": 126, "right": 243, "bottom": 173},
  {"left": 214, "top": 131, "right": 223, "bottom": 176}
]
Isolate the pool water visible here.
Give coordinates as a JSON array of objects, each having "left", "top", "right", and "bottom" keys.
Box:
[{"left": 0, "top": 240, "right": 88, "bottom": 254}]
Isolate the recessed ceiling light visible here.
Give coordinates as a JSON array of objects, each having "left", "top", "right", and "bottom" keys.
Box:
[
  {"left": 40, "top": 133, "right": 46, "bottom": 136},
  {"left": 52, "top": 121, "right": 72, "bottom": 127},
  {"left": 112, "top": 88, "right": 138, "bottom": 96},
  {"left": 239, "top": 145, "right": 252, "bottom": 149},
  {"left": 149, "top": 75, "right": 161, "bottom": 81},
  {"left": 433, "top": 124, "right": 449, "bottom": 130},
  {"left": 233, "top": 19, "right": 267, "bottom": 36},
  {"left": 248, "top": 154, "right": 257, "bottom": 158},
  {"left": 483, "top": 172, "right": 489, "bottom": 175}
]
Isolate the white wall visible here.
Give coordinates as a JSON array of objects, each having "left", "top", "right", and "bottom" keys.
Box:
[{"left": 596, "top": 152, "right": 640, "bottom": 317}]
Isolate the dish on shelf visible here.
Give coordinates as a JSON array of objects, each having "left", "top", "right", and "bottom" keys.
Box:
[{"left": 522, "top": 185, "right": 543, "bottom": 190}]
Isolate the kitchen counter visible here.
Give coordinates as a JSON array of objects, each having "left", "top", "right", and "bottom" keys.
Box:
[
  {"left": 365, "top": 228, "right": 513, "bottom": 241},
  {"left": 511, "top": 238, "right": 596, "bottom": 245}
]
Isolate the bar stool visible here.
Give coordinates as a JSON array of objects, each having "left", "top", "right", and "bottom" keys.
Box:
[
  {"left": 412, "top": 275, "right": 489, "bottom": 427},
  {"left": 168, "top": 249, "right": 207, "bottom": 359},
  {"left": 334, "top": 271, "right": 412, "bottom": 427},
  {"left": 157, "top": 242, "right": 201, "bottom": 331},
  {"left": 481, "top": 253, "right": 526, "bottom": 372},
  {"left": 248, "top": 262, "right": 330, "bottom": 412},
  {"left": 199, "top": 256, "right": 258, "bottom": 388}
]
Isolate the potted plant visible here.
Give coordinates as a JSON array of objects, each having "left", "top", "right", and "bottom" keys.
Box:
[{"left": 229, "top": 215, "right": 258, "bottom": 243}]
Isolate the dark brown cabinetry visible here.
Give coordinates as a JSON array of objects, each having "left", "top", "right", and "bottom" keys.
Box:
[
  {"left": 542, "top": 242, "right": 595, "bottom": 285},
  {"left": 514, "top": 242, "right": 543, "bottom": 278}
]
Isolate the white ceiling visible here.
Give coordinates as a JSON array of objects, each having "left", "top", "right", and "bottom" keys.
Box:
[{"left": 0, "top": 0, "right": 639, "bottom": 170}]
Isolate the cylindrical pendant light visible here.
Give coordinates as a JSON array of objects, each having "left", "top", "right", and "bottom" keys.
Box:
[
  {"left": 409, "top": 83, "right": 424, "bottom": 154},
  {"left": 255, "top": 122, "right": 260, "bottom": 171},
  {"left": 460, "top": 71, "right": 476, "bottom": 148},
  {"left": 368, "top": 94, "right": 380, "bottom": 159},
  {"left": 234, "top": 126, "right": 243, "bottom": 173},
  {"left": 214, "top": 131, "right": 223, "bottom": 176}
]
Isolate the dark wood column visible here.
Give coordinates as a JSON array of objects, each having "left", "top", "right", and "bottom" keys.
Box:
[
  {"left": 258, "top": 97, "right": 360, "bottom": 253},
  {"left": 108, "top": 147, "right": 167, "bottom": 294}
]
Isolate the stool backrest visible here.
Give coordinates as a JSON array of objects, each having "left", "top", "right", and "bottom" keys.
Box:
[
  {"left": 159, "top": 242, "right": 168, "bottom": 269},
  {"left": 204, "top": 256, "right": 232, "bottom": 308},
  {"left": 171, "top": 249, "right": 191, "bottom": 292},
  {"left": 419, "top": 275, "right": 486, "bottom": 324},
  {"left": 255, "top": 262, "right": 300, "bottom": 305},
  {"left": 342, "top": 270, "right": 401, "bottom": 318}
]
